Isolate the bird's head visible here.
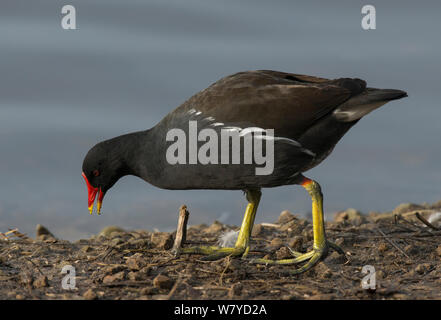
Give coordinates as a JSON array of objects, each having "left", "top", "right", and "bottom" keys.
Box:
[{"left": 82, "top": 141, "right": 127, "bottom": 215}]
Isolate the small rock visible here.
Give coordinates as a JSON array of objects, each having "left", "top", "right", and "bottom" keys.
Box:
[
  {"left": 436, "top": 245, "right": 441, "bottom": 257},
  {"left": 36, "top": 224, "right": 56, "bottom": 241},
  {"left": 415, "top": 263, "right": 431, "bottom": 275},
  {"left": 279, "top": 220, "right": 304, "bottom": 234},
  {"left": 102, "top": 264, "right": 126, "bottom": 275},
  {"left": 109, "top": 238, "right": 124, "bottom": 247},
  {"left": 102, "top": 271, "right": 125, "bottom": 284},
  {"left": 277, "top": 210, "right": 297, "bottom": 224},
  {"left": 288, "top": 236, "right": 303, "bottom": 252},
  {"left": 301, "top": 228, "right": 313, "bottom": 241},
  {"left": 335, "top": 237, "right": 344, "bottom": 246},
  {"left": 334, "top": 209, "right": 366, "bottom": 226},
  {"left": 128, "top": 238, "right": 150, "bottom": 249},
  {"left": 150, "top": 232, "right": 173, "bottom": 250},
  {"left": 128, "top": 271, "right": 143, "bottom": 281},
  {"left": 315, "top": 262, "right": 332, "bottom": 279},
  {"left": 269, "top": 238, "right": 284, "bottom": 249},
  {"left": 228, "top": 283, "right": 243, "bottom": 298},
  {"left": 81, "top": 245, "right": 93, "bottom": 253},
  {"left": 140, "top": 287, "right": 157, "bottom": 295},
  {"left": 376, "top": 270, "right": 386, "bottom": 279},
  {"left": 153, "top": 274, "right": 174, "bottom": 290},
  {"left": 393, "top": 203, "right": 424, "bottom": 215},
  {"left": 205, "top": 221, "right": 224, "bottom": 233},
  {"left": 83, "top": 289, "right": 97, "bottom": 300},
  {"left": 33, "top": 275, "right": 49, "bottom": 288},
  {"left": 126, "top": 253, "right": 147, "bottom": 271},
  {"left": 275, "top": 247, "right": 292, "bottom": 260},
  {"left": 251, "top": 224, "right": 263, "bottom": 237},
  {"left": 378, "top": 242, "right": 388, "bottom": 253},
  {"left": 99, "top": 226, "right": 126, "bottom": 238},
  {"left": 404, "top": 245, "right": 418, "bottom": 256}
]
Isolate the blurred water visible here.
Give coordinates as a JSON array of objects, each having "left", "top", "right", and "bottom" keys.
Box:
[{"left": 0, "top": 0, "right": 440, "bottom": 240}]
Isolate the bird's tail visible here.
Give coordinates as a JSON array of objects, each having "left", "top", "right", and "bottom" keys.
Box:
[{"left": 333, "top": 88, "right": 408, "bottom": 122}]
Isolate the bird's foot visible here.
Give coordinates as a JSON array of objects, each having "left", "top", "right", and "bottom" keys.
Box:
[
  {"left": 173, "top": 245, "right": 249, "bottom": 261},
  {"left": 249, "top": 240, "right": 346, "bottom": 275}
]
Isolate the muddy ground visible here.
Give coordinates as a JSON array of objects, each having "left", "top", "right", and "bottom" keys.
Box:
[{"left": 1, "top": 200, "right": 441, "bottom": 300}]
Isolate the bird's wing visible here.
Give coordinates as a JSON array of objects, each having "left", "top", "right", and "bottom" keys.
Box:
[{"left": 176, "top": 70, "right": 366, "bottom": 139}]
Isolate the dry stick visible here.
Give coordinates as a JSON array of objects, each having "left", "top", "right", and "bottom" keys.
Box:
[
  {"left": 415, "top": 212, "right": 440, "bottom": 231},
  {"left": 172, "top": 205, "right": 190, "bottom": 253},
  {"left": 166, "top": 274, "right": 182, "bottom": 300},
  {"left": 376, "top": 228, "right": 410, "bottom": 259}
]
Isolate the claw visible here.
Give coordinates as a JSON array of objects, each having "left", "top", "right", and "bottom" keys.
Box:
[{"left": 249, "top": 240, "right": 345, "bottom": 275}]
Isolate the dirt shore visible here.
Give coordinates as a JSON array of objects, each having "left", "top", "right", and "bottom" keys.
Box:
[{"left": 1, "top": 200, "right": 440, "bottom": 300}]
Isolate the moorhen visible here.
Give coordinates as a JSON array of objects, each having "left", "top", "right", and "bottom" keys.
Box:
[{"left": 82, "top": 70, "right": 407, "bottom": 274}]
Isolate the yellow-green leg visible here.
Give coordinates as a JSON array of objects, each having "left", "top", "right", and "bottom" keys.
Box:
[
  {"left": 250, "top": 176, "right": 345, "bottom": 274},
  {"left": 175, "top": 189, "right": 261, "bottom": 260}
]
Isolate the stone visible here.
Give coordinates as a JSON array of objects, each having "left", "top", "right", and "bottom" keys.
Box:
[
  {"left": 33, "top": 275, "right": 49, "bottom": 288},
  {"left": 393, "top": 203, "right": 424, "bottom": 215},
  {"left": 126, "top": 253, "right": 147, "bottom": 271},
  {"left": 277, "top": 210, "right": 297, "bottom": 224},
  {"left": 251, "top": 224, "right": 263, "bottom": 237},
  {"left": 205, "top": 221, "right": 224, "bottom": 233},
  {"left": 378, "top": 242, "right": 388, "bottom": 253},
  {"left": 83, "top": 289, "right": 97, "bottom": 300},
  {"left": 436, "top": 245, "right": 441, "bottom": 257},
  {"left": 153, "top": 274, "right": 174, "bottom": 290},
  {"left": 288, "top": 236, "right": 303, "bottom": 252},
  {"left": 269, "top": 238, "right": 284, "bottom": 249},
  {"left": 102, "top": 264, "right": 126, "bottom": 275},
  {"left": 150, "top": 232, "right": 173, "bottom": 250},
  {"left": 102, "top": 271, "right": 125, "bottom": 284},
  {"left": 415, "top": 263, "right": 431, "bottom": 275},
  {"left": 128, "top": 271, "right": 143, "bottom": 281},
  {"left": 36, "top": 224, "right": 56, "bottom": 240},
  {"left": 99, "top": 226, "right": 126, "bottom": 237},
  {"left": 334, "top": 209, "right": 366, "bottom": 226},
  {"left": 128, "top": 238, "right": 150, "bottom": 249},
  {"left": 276, "top": 247, "right": 292, "bottom": 260}
]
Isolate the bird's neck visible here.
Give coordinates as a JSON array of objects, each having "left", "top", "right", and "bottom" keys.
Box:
[{"left": 106, "top": 130, "right": 152, "bottom": 180}]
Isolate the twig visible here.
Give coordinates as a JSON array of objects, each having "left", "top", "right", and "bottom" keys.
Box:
[
  {"left": 376, "top": 228, "right": 410, "bottom": 259},
  {"left": 172, "top": 205, "right": 189, "bottom": 253},
  {"left": 415, "top": 212, "right": 440, "bottom": 231},
  {"left": 166, "top": 275, "right": 182, "bottom": 300}
]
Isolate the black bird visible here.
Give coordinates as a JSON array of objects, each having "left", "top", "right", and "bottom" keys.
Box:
[{"left": 82, "top": 70, "right": 407, "bottom": 274}]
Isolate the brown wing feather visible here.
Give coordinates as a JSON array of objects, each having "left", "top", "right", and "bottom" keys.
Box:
[{"left": 176, "top": 70, "right": 359, "bottom": 139}]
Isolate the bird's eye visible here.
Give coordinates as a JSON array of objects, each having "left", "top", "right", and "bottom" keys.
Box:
[{"left": 93, "top": 169, "right": 100, "bottom": 177}]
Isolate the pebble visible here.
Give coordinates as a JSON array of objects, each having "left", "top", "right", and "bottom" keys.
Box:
[
  {"left": 269, "top": 238, "right": 284, "bottom": 249},
  {"left": 83, "top": 289, "right": 98, "bottom": 300},
  {"left": 288, "top": 236, "right": 303, "bottom": 252},
  {"left": 277, "top": 210, "right": 297, "bottom": 224},
  {"left": 99, "top": 226, "right": 126, "bottom": 238},
  {"left": 33, "top": 275, "right": 49, "bottom": 288},
  {"left": 150, "top": 232, "right": 173, "bottom": 250},
  {"left": 153, "top": 274, "right": 174, "bottom": 290},
  {"left": 435, "top": 245, "right": 441, "bottom": 257},
  {"left": 126, "top": 253, "right": 147, "bottom": 271},
  {"left": 204, "top": 221, "right": 224, "bottom": 233},
  {"left": 102, "top": 271, "right": 125, "bottom": 284},
  {"left": 378, "top": 242, "right": 388, "bottom": 253},
  {"left": 275, "top": 247, "right": 293, "bottom": 260},
  {"left": 36, "top": 224, "right": 56, "bottom": 241},
  {"left": 415, "top": 263, "right": 431, "bottom": 275},
  {"left": 334, "top": 209, "right": 366, "bottom": 226}
]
